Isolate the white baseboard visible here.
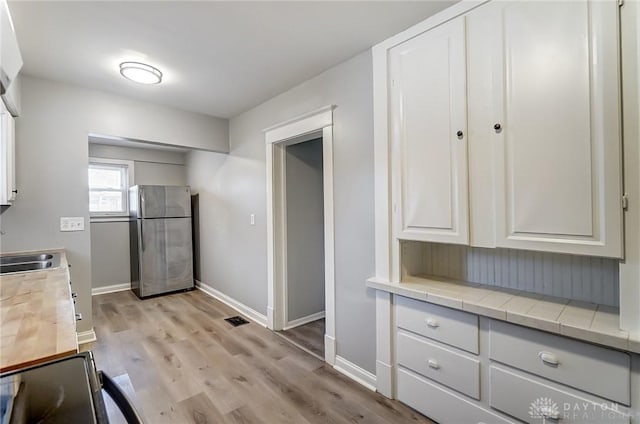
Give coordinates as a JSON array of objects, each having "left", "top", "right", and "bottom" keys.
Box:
[
  {"left": 77, "top": 329, "right": 97, "bottom": 345},
  {"left": 196, "top": 280, "right": 268, "bottom": 327},
  {"left": 334, "top": 355, "right": 377, "bottom": 392},
  {"left": 92, "top": 283, "right": 130, "bottom": 296},
  {"left": 284, "top": 311, "right": 325, "bottom": 330}
]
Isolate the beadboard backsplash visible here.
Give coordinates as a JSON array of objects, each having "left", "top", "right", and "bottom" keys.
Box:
[{"left": 401, "top": 241, "right": 620, "bottom": 307}]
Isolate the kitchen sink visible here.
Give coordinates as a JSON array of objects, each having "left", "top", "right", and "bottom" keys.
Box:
[
  {"left": 0, "top": 253, "right": 54, "bottom": 265},
  {"left": 0, "top": 252, "right": 61, "bottom": 274}
]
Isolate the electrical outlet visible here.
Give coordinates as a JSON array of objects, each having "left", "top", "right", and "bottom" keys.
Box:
[{"left": 60, "top": 217, "right": 85, "bottom": 232}]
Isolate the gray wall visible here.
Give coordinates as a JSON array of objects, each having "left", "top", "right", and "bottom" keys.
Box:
[
  {"left": 187, "top": 50, "right": 376, "bottom": 372},
  {"left": 285, "top": 139, "right": 325, "bottom": 323},
  {"left": 90, "top": 222, "right": 130, "bottom": 289},
  {"left": 88, "top": 143, "right": 189, "bottom": 289},
  {"left": 0, "top": 75, "right": 228, "bottom": 333},
  {"left": 88, "top": 144, "right": 188, "bottom": 187}
]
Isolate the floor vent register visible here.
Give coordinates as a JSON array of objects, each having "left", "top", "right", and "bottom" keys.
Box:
[{"left": 224, "top": 316, "right": 250, "bottom": 327}]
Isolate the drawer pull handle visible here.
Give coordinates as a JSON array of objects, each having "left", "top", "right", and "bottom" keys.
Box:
[
  {"left": 539, "top": 351, "right": 559, "bottom": 367},
  {"left": 426, "top": 318, "right": 439, "bottom": 329},
  {"left": 427, "top": 359, "right": 440, "bottom": 370}
]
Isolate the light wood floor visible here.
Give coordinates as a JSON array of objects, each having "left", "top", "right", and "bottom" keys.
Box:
[
  {"left": 86, "top": 290, "right": 434, "bottom": 424},
  {"left": 279, "top": 318, "right": 325, "bottom": 359}
]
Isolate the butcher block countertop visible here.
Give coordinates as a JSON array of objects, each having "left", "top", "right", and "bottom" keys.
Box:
[{"left": 0, "top": 249, "right": 78, "bottom": 373}]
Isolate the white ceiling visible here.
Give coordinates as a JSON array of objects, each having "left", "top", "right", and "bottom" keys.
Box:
[{"left": 8, "top": 1, "right": 454, "bottom": 119}]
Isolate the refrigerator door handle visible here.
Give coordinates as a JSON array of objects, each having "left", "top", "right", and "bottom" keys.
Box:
[{"left": 139, "top": 220, "right": 144, "bottom": 252}]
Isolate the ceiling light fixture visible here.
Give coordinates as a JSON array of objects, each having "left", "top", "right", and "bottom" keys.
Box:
[{"left": 119, "top": 62, "right": 162, "bottom": 84}]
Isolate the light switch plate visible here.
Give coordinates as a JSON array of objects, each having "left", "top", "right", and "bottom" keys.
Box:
[{"left": 60, "top": 217, "right": 85, "bottom": 232}]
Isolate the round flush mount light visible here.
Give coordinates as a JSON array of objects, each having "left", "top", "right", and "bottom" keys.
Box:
[{"left": 119, "top": 62, "right": 162, "bottom": 84}]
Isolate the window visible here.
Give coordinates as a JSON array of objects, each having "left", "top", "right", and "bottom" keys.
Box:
[{"left": 88, "top": 158, "right": 134, "bottom": 216}]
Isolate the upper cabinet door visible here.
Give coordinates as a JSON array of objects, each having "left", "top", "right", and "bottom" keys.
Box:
[
  {"left": 483, "top": 1, "right": 623, "bottom": 258},
  {"left": 389, "top": 17, "right": 469, "bottom": 245}
]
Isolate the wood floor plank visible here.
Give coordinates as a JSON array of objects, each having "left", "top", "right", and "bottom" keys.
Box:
[
  {"left": 177, "top": 392, "right": 225, "bottom": 424},
  {"left": 90, "top": 290, "right": 434, "bottom": 424},
  {"left": 279, "top": 318, "right": 325, "bottom": 358}
]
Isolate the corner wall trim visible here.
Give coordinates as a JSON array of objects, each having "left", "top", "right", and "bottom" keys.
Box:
[
  {"left": 284, "top": 311, "right": 326, "bottom": 330},
  {"left": 196, "top": 280, "right": 268, "bottom": 327},
  {"left": 334, "top": 355, "right": 377, "bottom": 392},
  {"left": 91, "top": 283, "right": 131, "bottom": 296},
  {"left": 77, "top": 329, "right": 97, "bottom": 345}
]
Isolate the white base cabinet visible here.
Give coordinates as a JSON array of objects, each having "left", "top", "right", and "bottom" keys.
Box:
[
  {"left": 397, "top": 367, "right": 513, "bottom": 424},
  {"left": 390, "top": 294, "right": 633, "bottom": 424},
  {"left": 490, "top": 365, "right": 629, "bottom": 424}
]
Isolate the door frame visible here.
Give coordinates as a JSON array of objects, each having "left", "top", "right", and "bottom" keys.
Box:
[{"left": 264, "top": 105, "right": 336, "bottom": 365}]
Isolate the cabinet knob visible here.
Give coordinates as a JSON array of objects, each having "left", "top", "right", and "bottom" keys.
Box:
[
  {"left": 494, "top": 123, "right": 502, "bottom": 131},
  {"left": 456, "top": 130, "right": 464, "bottom": 138},
  {"left": 426, "top": 318, "right": 439, "bottom": 329},
  {"left": 11, "top": 189, "right": 18, "bottom": 194},
  {"left": 427, "top": 359, "right": 441, "bottom": 370},
  {"left": 538, "top": 351, "right": 559, "bottom": 367}
]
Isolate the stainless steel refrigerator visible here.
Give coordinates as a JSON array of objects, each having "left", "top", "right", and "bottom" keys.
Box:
[{"left": 129, "top": 185, "right": 194, "bottom": 298}]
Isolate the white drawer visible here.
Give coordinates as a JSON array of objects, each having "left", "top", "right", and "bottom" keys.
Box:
[
  {"left": 396, "top": 296, "right": 479, "bottom": 354},
  {"left": 397, "top": 330, "right": 480, "bottom": 399},
  {"left": 490, "top": 365, "right": 630, "bottom": 424},
  {"left": 489, "top": 320, "right": 630, "bottom": 405},
  {"left": 397, "top": 367, "right": 514, "bottom": 424}
]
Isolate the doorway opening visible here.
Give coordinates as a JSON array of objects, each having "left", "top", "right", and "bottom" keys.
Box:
[
  {"left": 265, "top": 106, "right": 336, "bottom": 365},
  {"left": 278, "top": 138, "right": 325, "bottom": 358}
]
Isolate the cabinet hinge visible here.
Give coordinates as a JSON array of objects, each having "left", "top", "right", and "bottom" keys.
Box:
[{"left": 622, "top": 194, "right": 629, "bottom": 211}]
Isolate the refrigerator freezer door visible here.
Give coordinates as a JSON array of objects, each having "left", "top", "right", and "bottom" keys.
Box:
[
  {"left": 138, "top": 217, "right": 193, "bottom": 297},
  {"left": 140, "top": 186, "right": 191, "bottom": 218}
]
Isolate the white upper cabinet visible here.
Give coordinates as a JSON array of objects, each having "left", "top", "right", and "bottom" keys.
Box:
[
  {"left": 0, "top": 100, "right": 16, "bottom": 206},
  {"left": 467, "top": 0, "right": 623, "bottom": 258},
  {"left": 389, "top": 17, "right": 469, "bottom": 245},
  {"left": 379, "top": 0, "right": 623, "bottom": 259}
]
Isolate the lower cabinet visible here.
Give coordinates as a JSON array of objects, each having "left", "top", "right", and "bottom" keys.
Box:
[
  {"left": 397, "top": 367, "right": 513, "bottom": 424},
  {"left": 392, "top": 294, "right": 633, "bottom": 424},
  {"left": 490, "top": 365, "right": 629, "bottom": 424}
]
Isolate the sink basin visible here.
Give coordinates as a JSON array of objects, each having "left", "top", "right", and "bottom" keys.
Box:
[
  {"left": 0, "top": 261, "right": 55, "bottom": 273},
  {"left": 0, "top": 252, "right": 61, "bottom": 274},
  {"left": 0, "top": 253, "right": 54, "bottom": 265}
]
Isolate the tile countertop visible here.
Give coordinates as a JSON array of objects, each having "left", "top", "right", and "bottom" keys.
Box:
[
  {"left": 0, "top": 249, "right": 79, "bottom": 373},
  {"left": 367, "top": 274, "right": 639, "bottom": 354}
]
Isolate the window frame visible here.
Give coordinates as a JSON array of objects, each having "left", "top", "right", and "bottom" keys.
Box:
[{"left": 88, "top": 157, "right": 135, "bottom": 218}]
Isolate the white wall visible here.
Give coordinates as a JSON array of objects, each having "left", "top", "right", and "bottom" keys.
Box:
[
  {"left": 187, "top": 50, "right": 377, "bottom": 372},
  {"left": 285, "top": 138, "right": 325, "bottom": 323},
  {"left": 0, "top": 76, "right": 228, "bottom": 333},
  {"left": 88, "top": 143, "right": 189, "bottom": 289}
]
